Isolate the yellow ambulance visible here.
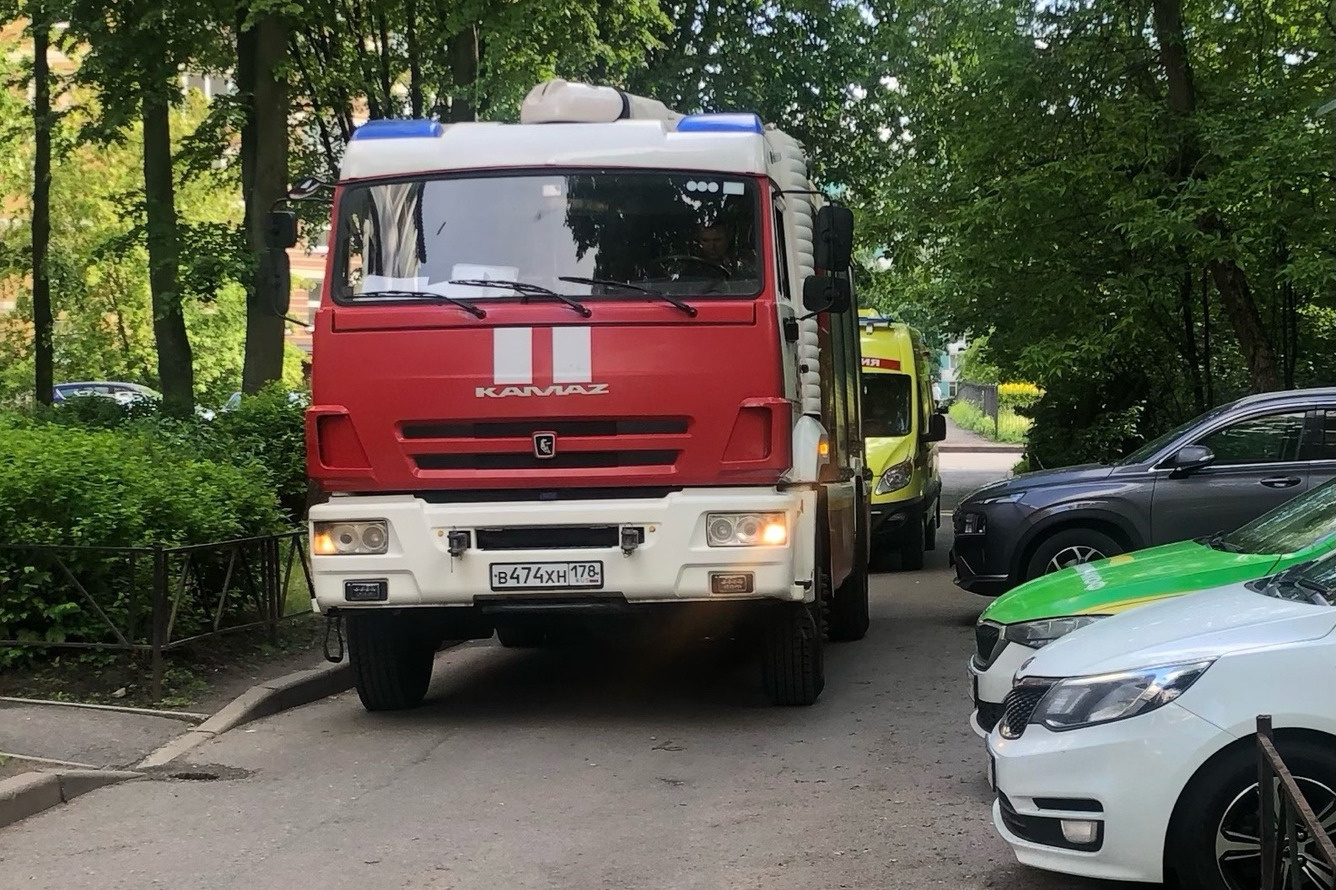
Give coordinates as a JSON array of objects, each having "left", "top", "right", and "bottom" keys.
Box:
[{"left": 859, "top": 310, "right": 945, "bottom": 570}]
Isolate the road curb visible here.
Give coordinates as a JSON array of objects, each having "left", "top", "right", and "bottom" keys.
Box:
[
  {"left": 0, "top": 768, "right": 144, "bottom": 830},
  {"left": 136, "top": 660, "right": 353, "bottom": 770}
]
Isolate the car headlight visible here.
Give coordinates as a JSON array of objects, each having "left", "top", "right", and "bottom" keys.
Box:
[
  {"left": 1003, "top": 615, "right": 1108, "bottom": 648},
  {"left": 706, "top": 512, "right": 787, "bottom": 547},
  {"left": 875, "top": 458, "right": 914, "bottom": 494},
  {"left": 1029, "top": 660, "right": 1214, "bottom": 732},
  {"left": 978, "top": 491, "right": 1023, "bottom": 505},
  {"left": 312, "top": 520, "right": 389, "bottom": 555}
]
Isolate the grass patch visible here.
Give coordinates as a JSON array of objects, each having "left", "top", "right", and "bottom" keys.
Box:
[{"left": 950, "top": 400, "right": 1030, "bottom": 444}]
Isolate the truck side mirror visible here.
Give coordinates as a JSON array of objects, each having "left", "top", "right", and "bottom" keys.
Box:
[
  {"left": 803, "top": 275, "right": 851, "bottom": 314},
  {"left": 814, "top": 205, "right": 854, "bottom": 272},
  {"left": 265, "top": 210, "right": 299, "bottom": 249},
  {"left": 924, "top": 412, "right": 947, "bottom": 443},
  {"left": 259, "top": 249, "right": 291, "bottom": 316}
]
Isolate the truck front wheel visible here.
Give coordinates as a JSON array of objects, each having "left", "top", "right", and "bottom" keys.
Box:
[
  {"left": 761, "top": 602, "right": 825, "bottom": 706},
  {"left": 346, "top": 611, "right": 438, "bottom": 711}
]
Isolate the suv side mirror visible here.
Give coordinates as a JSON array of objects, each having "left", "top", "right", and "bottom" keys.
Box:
[
  {"left": 265, "top": 210, "right": 299, "bottom": 249},
  {"left": 924, "top": 412, "right": 947, "bottom": 443},
  {"left": 1165, "top": 444, "right": 1215, "bottom": 477},
  {"left": 803, "top": 275, "right": 851, "bottom": 314},
  {"left": 814, "top": 205, "right": 854, "bottom": 272}
]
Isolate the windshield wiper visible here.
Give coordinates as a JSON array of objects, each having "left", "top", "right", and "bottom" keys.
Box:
[
  {"left": 557, "top": 276, "right": 698, "bottom": 318},
  {"left": 357, "top": 289, "right": 485, "bottom": 318},
  {"left": 448, "top": 279, "right": 591, "bottom": 318},
  {"left": 1275, "top": 574, "right": 1335, "bottom": 607},
  {"left": 1204, "top": 531, "right": 1242, "bottom": 553}
]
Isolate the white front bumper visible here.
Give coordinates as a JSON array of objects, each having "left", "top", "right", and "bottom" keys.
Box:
[
  {"left": 309, "top": 488, "right": 816, "bottom": 610},
  {"left": 987, "top": 702, "right": 1226, "bottom": 883},
  {"left": 968, "top": 641, "right": 1036, "bottom": 737}
]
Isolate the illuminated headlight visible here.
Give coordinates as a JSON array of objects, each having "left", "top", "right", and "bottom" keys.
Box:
[
  {"left": 1029, "top": 660, "right": 1215, "bottom": 732},
  {"left": 706, "top": 512, "right": 788, "bottom": 547},
  {"left": 1003, "top": 615, "right": 1108, "bottom": 649},
  {"left": 875, "top": 458, "right": 914, "bottom": 495},
  {"left": 313, "top": 520, "right": 389, "bottom": 556}
]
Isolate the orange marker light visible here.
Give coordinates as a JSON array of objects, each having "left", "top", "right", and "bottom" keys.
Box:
[
  {"left": 761, "top": 521, "right": 788, "bottom": 546},
  {"left": 312, "top": 531, "right": 337, "bottom": 556}
]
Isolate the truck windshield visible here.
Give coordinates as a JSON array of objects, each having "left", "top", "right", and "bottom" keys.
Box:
[
  {"left": 863, "top": 373, "right": 913, "bottom": 438},
  {"left": 1217, "top": 477, "right": 1336, "bottom": 555},
  {"left": 333, "top": 171, "right": 762, "bottom": 303}
]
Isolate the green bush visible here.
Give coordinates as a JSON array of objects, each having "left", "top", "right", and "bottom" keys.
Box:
[
  {"left": 949, "top": 399, "right": 1030, "bottom": 444},
  {"left": 0, "top": 423, "right": 286, "bottom": 662}
]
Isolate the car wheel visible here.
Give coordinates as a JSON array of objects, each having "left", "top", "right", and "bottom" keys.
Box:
[
  {"left": 899, "top": 515, "right": 926, "bottom": 571},
  {"left": 1024, "top": 528, "right": 1122, "bottom": 581},
  {"left": 1169, "top": 738, "right": 1336, "bottom": 890}
]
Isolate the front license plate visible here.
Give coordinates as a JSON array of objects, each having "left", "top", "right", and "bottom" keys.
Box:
[{"left": 489, "top": 561, "right": 604, "bottom": 591}]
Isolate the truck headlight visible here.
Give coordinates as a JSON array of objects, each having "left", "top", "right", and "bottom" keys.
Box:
[
  {"left": 1029, "top": 660, "right": 1214, "bottom": 732},
  {"left": 312, "top": 520, "right": 389, "bottom": 555},
  {"left": 706, "top": 513, "right": 787, "bottom": 547},
  {"left": 875, "top": 458, "right": 914, "bottom": 495},
  {"left": 1002, "top": 615, "right": 1108, "bottom": 649}
]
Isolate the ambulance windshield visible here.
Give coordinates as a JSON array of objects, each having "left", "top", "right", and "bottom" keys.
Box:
[{"left": 332, "top": 171, "right": 762, "bottom": 303}]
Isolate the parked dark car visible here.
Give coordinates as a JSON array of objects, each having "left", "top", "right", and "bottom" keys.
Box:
[{"left": 951, "top": 386, "right": 1336, "bottom": 596}]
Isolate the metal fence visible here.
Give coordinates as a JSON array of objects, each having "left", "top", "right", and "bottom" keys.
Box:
[
  {"left": 1257, "top": 714, "right": 1336, "bottom": 889},
  {"left": 0, "top": 530, "right": 313, "bottom": 698}
]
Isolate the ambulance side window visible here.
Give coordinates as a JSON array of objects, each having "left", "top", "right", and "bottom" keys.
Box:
[{"left": 773, "top": 207, "right": 791, "bottom": 299}]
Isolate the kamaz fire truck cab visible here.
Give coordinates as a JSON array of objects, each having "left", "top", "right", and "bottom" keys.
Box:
[{"left": 290, "top": 80, "right": 870, "bottom": 711}]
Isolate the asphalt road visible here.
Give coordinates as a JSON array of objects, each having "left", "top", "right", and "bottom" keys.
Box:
[{"left": 1, "top": 457, "right": 1141, "bottom": 890}]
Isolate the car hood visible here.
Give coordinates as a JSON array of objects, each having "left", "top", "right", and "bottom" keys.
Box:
[
  {"left": 1017, "top": 584, "right": 1336, "bottom": 680},
  {"left": 980, "top": 540, "right": 1282, "bottom": 625},
  {"left": 963, "top": 463, "right": 1113, "bottom": 502}
]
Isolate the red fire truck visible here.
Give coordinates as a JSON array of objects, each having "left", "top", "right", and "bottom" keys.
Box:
[{"left": 284, "top": 80, "right": 870, "bottom": 711}]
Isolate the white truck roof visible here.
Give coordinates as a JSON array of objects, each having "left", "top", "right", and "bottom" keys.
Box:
[{"left": 337, "top": 79, "right": 800, "bottom": 182}]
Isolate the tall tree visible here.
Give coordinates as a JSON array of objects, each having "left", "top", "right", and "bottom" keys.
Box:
[
  {"left": 67, "top": 1, "right": 224, "bottom": 414},
  {"left": 238, "top": 2, "right": 291, "bottom": 394},
  {"left": 29, "top": 3, "right": 53, "bottom": 407}
]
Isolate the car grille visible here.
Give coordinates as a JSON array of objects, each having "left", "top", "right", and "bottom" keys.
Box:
[
  {"left": 998, "top": 683, "right": 1052, "bottom": 739},
  {"left": 974, "top": 621, "right": 1003, "bottom": 667},
  {"left": 976, "top": 700, "right": 1005, "bottom": 733}
]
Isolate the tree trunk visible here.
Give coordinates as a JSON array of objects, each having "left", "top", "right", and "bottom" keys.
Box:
[
  {"left": 241, "top": 10, "right": 290, "bottom": 394},
  {"left": 406, "top": 0, "right": 423, "bottom": 118},
  {"left": 1150, "top": 0, "right": 1280, "bottom": 392},
  {"left": 141, "top": 89, "right": 194, "bottom": 414},
  {"left": 1177, "top": 268, "right": 1205, "bottom": 413},
  {"left": 31, "top": 4, "right": 53, "bottom": 407},
  {"left": 447, "top": 25, "right": 478, "bottom": 122}
]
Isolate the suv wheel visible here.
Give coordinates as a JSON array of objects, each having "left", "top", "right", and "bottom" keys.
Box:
[{"left": 1024, "top": 528, "right": 1122, "bottom": 581}]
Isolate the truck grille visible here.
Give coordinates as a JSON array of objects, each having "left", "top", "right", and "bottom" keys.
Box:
[
  {"left": 403, "top": 418, "right": 689, "bottom": 439},
  {"left": 475, "top": 526, "right": 644, "bottom": 551},
  {"left": 414, "top": 451, "right": 678, "bottom": 471},
  {"left": 998, "top": 684, "right": 1052, "bottom": 739},
  {"left": 975, "top": 621, "right": 1003, "bottom": 667},
  {"left": 404, "top": 416, "right": 689, "bottom": 475}
]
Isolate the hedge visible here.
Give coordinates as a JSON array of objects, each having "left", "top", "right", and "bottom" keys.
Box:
[{"left": 0, "top": 384, "right": 306, "bottom": 663}]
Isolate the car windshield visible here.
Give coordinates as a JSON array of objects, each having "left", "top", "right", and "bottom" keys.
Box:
[
  {"left": 1116, "top": 401, "right": 1235, "bottom": 466},
  {"left": 1257, "top": 553, "right": 1336, "bottom": 606},
  {"left": 1218, "top": 478, "right": 1336, "bottom": 555},
  {"left": 863, "top": 373, "right": 912, "bottom": 438},
  {"left": 333, "top": 171, "right": 762, "bottom": 303}
]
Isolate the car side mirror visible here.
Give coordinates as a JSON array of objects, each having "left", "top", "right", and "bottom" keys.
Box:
[
  {"left": 924, "top": 412, "right": 947, "bottom": 443},
  {"left": 802, "top": 275, "right": 851, "bottom": 314},
  {"left": 814, "top": 205, "right": 854, "bottom": 271},
  {"left": 265, "top": 210, "right": 299, "bottom": 249},
  {"left": 1166, "top": 444, "right": 1215, "bottom": 477}
]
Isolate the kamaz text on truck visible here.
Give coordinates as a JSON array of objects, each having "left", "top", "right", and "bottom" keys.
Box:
[{"left": 276, "top": 80, "right": 872, "bottom": 711}]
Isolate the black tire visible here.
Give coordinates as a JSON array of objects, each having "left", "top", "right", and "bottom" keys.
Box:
[
  {"left": 899, "top": 514, "right": 926, "bottom": 571},
  {"left": 346, "top": 611, "right": 437, "bottom": 711},
  {"left": 1169, "top": 737, "right": 1336, "bottom": 890},
  {"left": 761, "top": 602, "right": 825, "bottom": 705},
  {"left": 496, "top": 625, "right": 545, "bottom": 648},
  {"left": 1024, "top": 527, "right": 1122, "bottom": 581},
  {"left": 828, "top": 518, "right": 870, "bottom": 642}
]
